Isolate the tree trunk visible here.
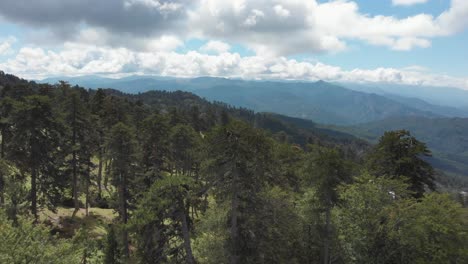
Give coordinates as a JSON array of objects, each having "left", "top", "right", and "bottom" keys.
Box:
[
  {"left": 82, "top": 248, "right": 88, "bottom": 264},
  {"left": 31, "top": 165, "right": 38, "bottom": 223},
  {"left": 230, "top": 171, "right": 239, "bottom": 264},
  {"left": 85, "top": 158, "right": 90, "bottom": 217},
  {"left": 0, "top": 128, "right": 5, "bottom": 206},
  {"left": 104, "top": 159, "right": 112, "bottom": 190},
  {"left": 97, "top": 146, "right": 103, "bottom": 199},
  {"left": 72, "top": 104, "right": 79, "bottom": 219},
  {"left": 0, "top": 184, "right": 4, "bottom": 207},
  {"left": 120, "top": 172, "right": 130, "bottom": 259},
  {"left": 181, "top": 207, "right": 195, "bottom": 264},
  {"left": 323, "top": 204, "right": 331, "bottom": 264},
  {"left": 72, "top": 150, "right": 79, "bottom": 218},
  {"left": 0, "top": 127, "right": 5, "bottom": 159}
]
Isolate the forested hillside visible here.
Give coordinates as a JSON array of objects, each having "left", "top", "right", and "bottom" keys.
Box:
[
  {"left": 45, "top": 75, "right": 468, "bottom": 182},
  {"left": 43, "top": 76, "right": 439, "bottom": 125},
  {"left": 341, "top": 116, "right": 468, "bottom": 181},
  {"left": 1, "top": 71, "right": 467, "bottom": 263}
]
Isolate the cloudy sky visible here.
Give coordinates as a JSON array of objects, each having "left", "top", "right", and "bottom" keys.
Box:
[{"left": 0, "top": 0, "right": 467, "bottom": 89}]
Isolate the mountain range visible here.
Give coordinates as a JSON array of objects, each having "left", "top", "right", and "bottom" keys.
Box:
[
  {"left": 42, "top": 76, "right": 468, "bottom": 123},
  {"left": 41, "top": 75, "right": 468, "bottom": 179}
]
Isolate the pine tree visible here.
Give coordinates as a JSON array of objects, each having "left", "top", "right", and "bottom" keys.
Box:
[
  {"left": 367, "top": 130, "right": 435, "bottom": 197},
  {"left": 60, "top": 85, "right": 96, "bottom": 218},
  {"left": 204, "top": 120, "right": 273, "bottom": 264},
  {"left": 302, "top": 146, "right": 353, "bottom": 264},
  {"left": 138, "top": 113, "right": 170, "bottom": 191},
  {"left": 108, "top": 122, "right": 136, "bottom": 259},
  {"left": 131, "top": 174, "right": 197, "bottom": 263},
  {"left": 10, "top": 95, "right": 64, "bottom": 222}
]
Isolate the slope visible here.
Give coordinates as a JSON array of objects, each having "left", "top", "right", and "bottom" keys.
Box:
[{"left": 42, "top": 76, "right": 439, "bottom": 125}]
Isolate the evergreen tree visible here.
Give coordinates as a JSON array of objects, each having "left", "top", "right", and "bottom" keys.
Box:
[
  {"left": 90, "top": 89, "right": 107, "bottom": 199},
  {"left": 169, "top": 124, "right": 201, "bottom": 176},
  {"left": 204, "top": 120, "right": 273, "bottom": 264},
  {"left": 302, "top": 146, "right": 353, "bottom": 264},
  {"left": 334, "top": 172, "right": 411, "bottom": 263},
  {"left": 10, "top": 95, "right": 64, "bottom": 222},
  {"left": 138, "top": 113, "right": 170, "bottom": 191},
  {"left": 0, "top": 211, "right": 82, "bottom": 263},
  {"left": 0, "top": 97, "right": 16, "bottom": 160},
  {"left": 367, "top": 130, "right": 435, "bottom": 197},
  {"left": 107, "top": 122, "right": 136, "bottom": 259},
  {"left": 104, "top": 225, "right": 120, "bottom": 264},
  {"left": 61, "top": 85, "right": 96, "bottom": 217},
  {"left": 132, "top": 174, "right": 197, "bottom": 263}
]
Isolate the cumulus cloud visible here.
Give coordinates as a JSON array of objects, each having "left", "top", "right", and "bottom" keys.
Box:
[
  {"left": 392, "top": 0, "right": 428, "bottom": 6},
  {"left": 313, "top": 1, "right": 440, "bottom": 51},
  {"left": 1, "top": 0, "right": 468, "bottom": 54},
  {"left": 189, "top": 0, "right": 325, "bottom": 55},
  {"left": 189, "top": 0, "right": 468, "bottom": 55},
  {"left": 124, "top": 0, "right": 183, "bottom": 11},
  {"left": 0, "top": 37, "right": 16, "bottom": 55},
  {"left": 0, "top": 0, "right": 190, "bottom": 48},
  {"left": 1, "top": 43, "right": 467, "bottom": 90},
  {"left": 0, "top": 0, "right": 467, "bottom": 89},
  {"left": 200, "top": 40, "right": 231, "bottom": 54},
  {"left": 274, "top": 5, "right": 291, "bottom": 18}
]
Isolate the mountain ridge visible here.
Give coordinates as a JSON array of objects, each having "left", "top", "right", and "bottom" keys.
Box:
[{"left": 41, "top": 75, "right": 443, "bottom": 125}]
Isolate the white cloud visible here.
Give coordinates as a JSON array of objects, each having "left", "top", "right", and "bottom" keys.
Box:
[
  {"left": 74, "top": 27, "right": 183, "bottom": 52},
  {"left": 243, "top": 9, "right": 265, "bottom": 27},
  {"left": 124, "top": 0, "right": 183, "bottom": 12},
  {"left": 392, "top": 0, "right": 428, "bottom": 6},
  {"left": 189, "top": 0, "right": 468, "bottom": 55},
  {"left": 0, "top": 36, "right": 16, "bottom": 56},
  {"left": 393, "top": 37, "right": 431, "bottom": 51},
  {"left": 189, "top": 0, "right": 323, "bottom": 55},
  {"left": 2, "top": 43, "right": 467, "bottom": 90},
  {"left": 145, "top": 36, "right": 184, "bottom": 52},
  {"left": 200, "top": 40, "right": 231, "bottom": 54},
  {"left": 0, "top": 0, "right": 467, "bottom": 89},
  {"left": 1, "top": 0, "right": 468, "bottom": 55},
  {"left": 436, "top": 0, "right": 468, "bottom": 34},
  {"left": 402, "top": 65, "right": 430, "bottom": 72},
  {"left": 274, "top": 5, "right": 290, "bottom": 18}
]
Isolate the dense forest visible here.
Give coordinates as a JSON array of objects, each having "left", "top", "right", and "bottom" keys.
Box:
[{"left": 0, "top": 71, "right": 467, "bottom": 263}]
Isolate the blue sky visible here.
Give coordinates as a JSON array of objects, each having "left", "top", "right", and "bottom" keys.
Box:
[{"left": 0, "top": 0, "right": 467, "bottom": 89}]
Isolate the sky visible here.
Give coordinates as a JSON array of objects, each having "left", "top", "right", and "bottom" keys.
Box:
[{"left": 0, "top": 0, "right": 467, "bottom": 89}]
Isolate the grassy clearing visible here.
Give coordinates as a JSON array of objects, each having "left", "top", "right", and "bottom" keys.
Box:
[{"left": 40, "top": 207, "right": 116, "bottom": 238}]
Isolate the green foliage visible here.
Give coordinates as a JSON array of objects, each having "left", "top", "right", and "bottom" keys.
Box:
[
  {"left": 0, "top": 211, "right": 82, "bottom": 263},
  {"left": 1, "top": 72, "right": 465, "bottom": 263},
  {"left": 301, "top": 146, "right": 354, "bottom": 263},
  {"left": 107, "top": 122, "right": 136, "bottom": 259},
  {"left": 169, "top": 124, "right": 201, "bottom": 175},
  {"left": 204, "top": 120, "right": 274, "bottom": 201},
  {"left": 203, "top": 120, "right": 275, "bottom": 263},
  {"left": 335, "top": 173, "right": 468, "bottom": 264},
  {"left": 104, "top": 225, "right": 121, "bottom": 264},
  {"left": 367, "top": 130, "right": 435, "bottom": 197},
  {"left": 9, "top": 95, "right": 66, "bottom": 220},
  {"left": 346, "top": 116, "right": 468, "bottom": 182},
  {"left": 252, "top": 187, "right": 306, "bottom": 264},
  {"left": 303, "top": 146, "right": 354, "bottom": 205},
  {"left": 140, "top": 113, "right": 170, "bottom": 179},
  {"left": 386, "top": 193, "right": 468, "bottom": 264},
  {"left": 192, "top": 201, "right": 230, "bottom": 264},
  {"left": 131, "top": 173, "right": 195, "bottom": 263},
  {"left": 108, "top": 122, "right": 137, "bottom": 181},
  {"left": 334, "top": 173, "right": 411, "bottom": 263},
  {"left": 0, "top": 159, "right": 27, "bottom": 223}
]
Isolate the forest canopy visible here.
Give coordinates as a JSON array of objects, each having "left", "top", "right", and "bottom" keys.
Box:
[{"left": 0, "top": 72, "right": 467, "bottom": 263}]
